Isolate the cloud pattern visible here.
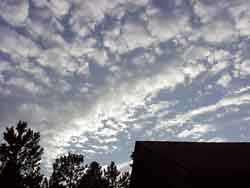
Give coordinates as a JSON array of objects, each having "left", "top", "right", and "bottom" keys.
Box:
[{"left": 1, "top": 0, "right": 250, "bottom": 173}]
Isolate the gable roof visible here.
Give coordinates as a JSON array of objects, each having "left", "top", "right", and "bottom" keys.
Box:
[{"left": 130, "top": 141, "right": 250, "bottom": 188}]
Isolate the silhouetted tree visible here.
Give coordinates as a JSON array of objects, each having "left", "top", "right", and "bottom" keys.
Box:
[
  {"left": 78, "top": 161, "right": 108, "bottom": 188},
  {"left": 0, "top": 121, "right": 131, "bottom": 188},
  {"left": 49, "top": 153, "right": 85, "bottom": 188},
  {"left": 42, "top": 177, "right": 49, "bottom": 188},
  {"left": 0, "top": 121, "right": 44, "bottom": 188},
  {"left": 104, "top": 161, "right": 120, "bottom": 188},
  {"left": 117, "top": 172, "right": 130, "bottom": 188},
  {"left": 0, "top": 158, "right": 23, "bottom": 188}
]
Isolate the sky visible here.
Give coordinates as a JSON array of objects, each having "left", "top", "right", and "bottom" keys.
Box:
[{"left": 0, "top": 0, "right": 250, "bottom": 174}]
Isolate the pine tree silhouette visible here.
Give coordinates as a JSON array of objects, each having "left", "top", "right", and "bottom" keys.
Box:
[
  {"left": 42, "top": 177, "right": 49, "bottom": 188},
  {"left": 0, "top": 122, "right": 131, "bottom": 188},
  {"left": 104, "top": 161, "right": 120, "bottom": 188},
  {"left": 0, "top": 121, "right": 44, "bottom": 188},
  {"left": 49, "top": 153, "right": 85, "bottom": 188},
  {"left": 78, "top": 161, "right": 108, "bottom": 188},
  {"left": 117, "top": 172, "right": 130, "bottom": 188}
]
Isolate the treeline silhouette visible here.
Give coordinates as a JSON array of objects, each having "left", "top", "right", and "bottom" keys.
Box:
[{"left": 0, "top": 121, "right": 130, "bottom": 188}]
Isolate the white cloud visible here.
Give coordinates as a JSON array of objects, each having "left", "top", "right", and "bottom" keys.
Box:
[
  {"left": 31, "top": 0, "right": 47, "bottom": 8},
  {"left": 183, "top": 46, "right": 211, "bottom": 61},
  {"left": 7, "top": 77, "right": 44, "bottom": 95},
  {"left": 147, "top": 9, "right": 191, "bottom": 41},
  {"left": 48, "top": 0, "right": 70, "bottom": 18},
  {"left": 0, "top": 85, "right": 11, "bottom": 96},
  {"left": 200, "top": 19, "right": 236, "bottom": 43},
  {"left": 128, "top": 0, "right": 149, "bottom": 6},
  {"left": 177, "top": 124, "right": 213, "bottom": 139},
  {"left": 234, "top": 86, "right": 250, "bottom": 95},
  {"left": 91, "top": 145, "right": 109, "bottom": 151},
  {"left": 95, "top": 128, "right": 118, "bottom": 137},
  {"left": 0, "top": 0, "right": 29, "bottom": 26},
  {"left": 193, "top": 1, "right": 244, "bottom": 43},
  {"left": 38, "top": 48, "right": 89, "bottom": 77},
  {"left": 48, "top": 63, "right": 189, "bottom": 156},
  {"left": 215, "top": 49, "right": 230, "bottom": 59},
  {"left": 148, "top": 101, "right": 174, "bottom": 115},
  {"left": 82, "top": 149, "right": 97, "bottom": 154},
  {"left": 18, "top": 103, "right": 48, "bottom": 123},
  {"left": 157, "top": 94, "right": 250, "bottom": 130},
  {"left": 183, "top": 62, "right": 206, "bottom": 81},
  {"left": 229, "top": 0, "right": 250, "bottom": 36},
  {"left": 118, "top": 161, "right": 131, "bottom": 173},
  {"left": 0, "top": 60, "right": 12, "bottom": 73},
  {"left": 101, "top": 137, "right": 118, "bottom": 144},
  {"left": 193, "top": 0, "right": 222, "bottom": 24},
  {"left": 59, "top": 62, "right": 204, "bottom": 147},
  {"left": 1, "top": 0, "right": 250, "bottom": 175},
  {"left": 70, "top": 117, "right": 104, "bottom": 136},
  {"left": 26, "top": 10, "right": 65, "bottom": 48},
  {"left": 205, "top": 137, "right": 228, "bottom": 142},
  {"left": 132, "top": 51, "right": 156, "bottom": 66},
  {"left": 17, "top": 62, "right": 51, "bottom": 86},
  {"left": 210, "top": 61, "right": 229, "bottom": 74},
  {"left": 70, "top": 37, "right": 97, "bottom": 57},
  {"left": 69, "top": 0, "right": 122, "bottom": 36},
  {"left": 236, "top": 60, "right": 250, "bottom": 77},
  {"left": 103, "top": 27, "right": 122, "bottom": 53},
  {"left": 121, "top": 20, "right": 154, "bottom": 51},
  {"left": 216, "top": 73, "right": 232, "bottom": 87},
  {"left": 88, "top": 48, "right": 109, "bottom": 66},
  {"left": 0, "top": 26, "right": 41, "bottom": 58}
]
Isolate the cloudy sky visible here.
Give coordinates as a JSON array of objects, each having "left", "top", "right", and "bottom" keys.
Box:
[{"left": 1, "top": 0, "right": 250, "bottom": 174}]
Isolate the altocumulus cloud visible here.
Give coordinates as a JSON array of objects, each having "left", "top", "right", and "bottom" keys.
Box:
[{"left": 1, "top": 0, "right": 250, "bottom": 174}]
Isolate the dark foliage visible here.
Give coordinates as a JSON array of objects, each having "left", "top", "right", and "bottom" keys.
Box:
[
  {"left": 78, "top": 161, "right": 108, "bottom": 188},
  {"left": 0, "top": 121, "right": 44, "bottom": 188},
  {"left": 42, "top": 177, "right": 49, "bottom": 188},
  {"left": 117, "top": 172, "right": 130, "bottom": 188},
  {"left": 104, "top": 161, "right": 120, "bottom": 188},
  {"left": 49, "top": 153, "right": 85, "bottom": 188},
  {"left": 0, "top": 121, "right": 131, "bottom": 188}
]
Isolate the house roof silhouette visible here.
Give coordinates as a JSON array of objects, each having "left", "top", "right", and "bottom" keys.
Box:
[{"left": 130, "top": 141, "right": 250, "bottom": 188}]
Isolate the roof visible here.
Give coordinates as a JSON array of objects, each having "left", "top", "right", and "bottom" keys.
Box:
[{"left": 130, "top": 141, "right": 250, "bottom": 188}]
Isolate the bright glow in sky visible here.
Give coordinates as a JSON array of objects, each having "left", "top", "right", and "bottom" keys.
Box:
[{"left": 1, "top": 0, "right": 250, "bottom": 174}]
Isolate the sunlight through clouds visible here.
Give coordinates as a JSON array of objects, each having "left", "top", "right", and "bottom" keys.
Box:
[{"left": 0, "top": 0, "right": 250, "bottom": 173}]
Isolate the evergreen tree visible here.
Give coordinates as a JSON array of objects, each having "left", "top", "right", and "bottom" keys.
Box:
[
  {"left": 0, "top": 158, "right": 23, "bottom": 188},
  {"left": 104, "top": 161, "right": 120, "bottom": 188},
  {"left": 49, "top": 153, "right": 85, "bottom": 188},
  {"left": 0, "top": 121, "right": 44, "bottom": 188},
  {"left": 117, "top": 172, "right": 130, "bottom": 188},
  {"left": 78, "top": 161, "right": 108, "bottom": 188},
  {"left": 42, "top": 177, "right": 49, "bottom": 188}
]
